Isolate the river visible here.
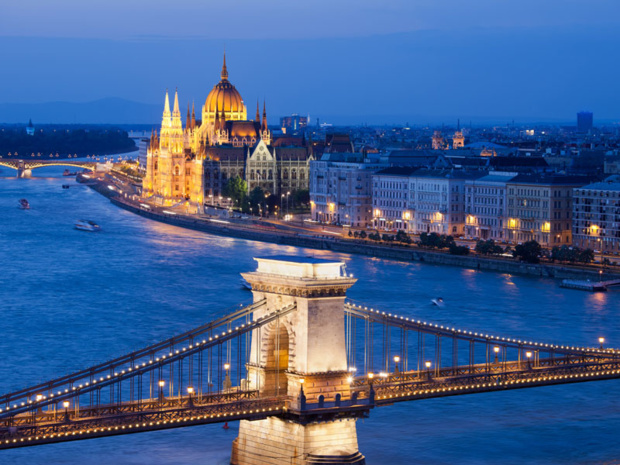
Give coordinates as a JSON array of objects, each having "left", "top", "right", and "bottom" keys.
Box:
[{"left": 1, "top": 166, "right": 619, "bottom": 464}]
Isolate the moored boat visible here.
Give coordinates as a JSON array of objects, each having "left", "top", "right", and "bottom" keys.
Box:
[
  {"left": 18, "top": 199, "right": 30, "bottom": 210},
  {"left": 75, "top": 220, "right": 101, "bottom": 232}
]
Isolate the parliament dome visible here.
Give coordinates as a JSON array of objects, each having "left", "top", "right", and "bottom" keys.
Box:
[{"left": 203, "top": 54, "right": 247, "bottom": 122}]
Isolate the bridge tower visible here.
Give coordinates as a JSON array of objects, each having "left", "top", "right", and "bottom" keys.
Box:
[{"left": 231, "top": 256, "right": 365, "bottom": 465}]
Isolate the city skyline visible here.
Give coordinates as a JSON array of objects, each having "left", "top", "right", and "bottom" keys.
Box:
[{"left": 0, "top": 1, "right": 619, "bottom": 124}]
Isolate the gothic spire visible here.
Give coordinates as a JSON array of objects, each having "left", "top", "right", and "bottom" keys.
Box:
[
  {"left": 173, "top": 88, "right": 180, "bottom": 116},
  {"left": 191, "top": 101, "right": 196, "bottom": 128},
  {"left": 186, "top": 102, "right": 191, "bottom": 130},
  {"left": 221, "top": 52, "right": 228, "bottom": 81},
  {"left": 163, "top": 89, "right": 171, "bottom": 118},
  {"left": 255, "top": 100, "right": 260, "bottom": 123},
  {"left": 262, "top": 100, "right": 267, "bottom": 131}
]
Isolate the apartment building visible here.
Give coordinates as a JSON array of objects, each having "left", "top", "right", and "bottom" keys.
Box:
[
  {"left": 310, "top": 153, "right": 386, "bottom": 227},
  {"left": 464, "top": 172, "right": 517, "bottom": 240},
  {"left": 372, "top": 169, "right": 483, "bottom": 234},
  {"left": 572, "top": 177, "right": 620, "bottom": 253},
  {"left": 505, "top": 174, "right": 588, "bottom": 246}
]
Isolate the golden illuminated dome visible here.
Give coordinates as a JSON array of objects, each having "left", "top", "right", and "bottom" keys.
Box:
[{"left": 203, "top": 54, "right": 246, "bottom": 122}]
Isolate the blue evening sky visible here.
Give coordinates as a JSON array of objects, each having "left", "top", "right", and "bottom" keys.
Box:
[{"left": 0, "top": 0, "right": 619, "bottom": 124}]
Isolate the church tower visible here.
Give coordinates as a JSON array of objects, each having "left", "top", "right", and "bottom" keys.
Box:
[
  {"left": 432, "top": 130, "right": 445, "bottom": 150},
  {"left": 453, "top": 120, "right": 465, "bottom": 149}
]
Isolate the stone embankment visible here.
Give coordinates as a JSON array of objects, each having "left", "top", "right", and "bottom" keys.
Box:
[{"left": 107, "top": 196, "right": 619, "bottom": 282}]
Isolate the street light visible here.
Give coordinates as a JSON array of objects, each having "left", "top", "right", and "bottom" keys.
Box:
[
  {"left": 393, "top": 355, "right": 401, "bottom": 374},
  {"left": 425, "top": 361, "right": 432, "bottom": 380},
  {"left": 281, "top": 194, "right": 285, "bottom": 219},
  {"left": 158, "top": 380, "right": 165, "bottom": 402},
  {"left": 223, "top": 363, "right": 232, "bottom": 392},
  {"left": 599, "top": 337, "right": 605, "bottom": 349},
  {"left": 525, "top": 351, "right": 532, "bottom": 369},
  {"left": 493, "top": 346, "right": 501, "bottom": 364},
  {"left": 187, "top": 386, "right": 194, "bottom": 407},
  {"left": 63, "top": 400, "right": 70, "bottom": 422}
]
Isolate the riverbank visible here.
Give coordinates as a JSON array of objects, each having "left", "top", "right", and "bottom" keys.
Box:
[
  {"left": 99, "top": 187, "right": 618, "bottom": 282},
  {"left": 79, "top": 172, "right": 620, "bottom": 282}
]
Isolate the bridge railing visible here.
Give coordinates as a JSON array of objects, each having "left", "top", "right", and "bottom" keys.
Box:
[
  {"left": 0, "top": 301, "right": 299, "bottom": 424},
  {"left": 343, "top": 301, "right": 620, "bottom": 383}
]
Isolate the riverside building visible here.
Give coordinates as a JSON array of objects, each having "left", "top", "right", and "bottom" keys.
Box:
[
  {"left": 505, "top": 174, "right": 588, "bottom": 246},
  {"left": 464, "top": 172, "right": 517, "bottom": 240},
  {"left": 572, "top": 177, "right": 620, "bottom": 253},
  {"left": 372, "top": 169, "right": 483, "bottom": 234},
  {"left": 310, "top": 153, "right": 386, "bottom": 227}
]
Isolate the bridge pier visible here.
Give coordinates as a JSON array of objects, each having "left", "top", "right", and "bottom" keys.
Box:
[
  {"left": 231, "top": 256, "right": 365, "bottom": 465},
  {"left": 16, "top": 160, "right": 31, "bottom": 178}
]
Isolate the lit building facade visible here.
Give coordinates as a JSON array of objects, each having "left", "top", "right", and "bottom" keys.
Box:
[
  {"left": 372, "top": 169, "right": 482, "bottom": 234},
  {"left": 464, "top": 173, "right": 517, "bottom": 240},
  {"left": 143, "top": 55, "right": 312, "bottom": 210},
  {"left": 572, "top": 178, "right": 620, "bottom": 253},
  {"left": 505, "top": 175, "right": 588, "bottom": 246},
  {"left": 310, "top": 154, "right": 386, "bottom": 227},
  {"left": 371, "top": 167, "right": 416, "bottom": 231}
]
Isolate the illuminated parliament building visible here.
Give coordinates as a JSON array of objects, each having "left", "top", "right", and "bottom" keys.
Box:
[{"left": 142, "top": 54, "right": 313, "bottom": 211}]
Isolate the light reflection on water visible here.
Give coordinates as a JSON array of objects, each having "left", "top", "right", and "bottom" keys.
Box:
[{"left": 1, "top": 168, "right": 620, "bottom": 464}]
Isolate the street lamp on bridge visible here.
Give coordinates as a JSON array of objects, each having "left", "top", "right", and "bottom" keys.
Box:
[
  {"left": 599, "top": 337, "right": 606, "bottom": 349},
  {"left": 223, "top": 363, "right": 232, "bottom": 392},
  {"left": 493, "top": 346, "right": 500, "bottom": 364},
  {"left": 525, "top": 351, "right": 533, "bottom": 370},
  {"left": 158, "top": 380, "right": 165, "bottom": 402},
  {"left": 63, "top": 400, "right": 70, "bottom": 422},
  {"left": 187, "top": 386, "right": 194, "bottom": 407},
  {"left": 393, "top": 355, "right": 400, "bottom": 374},
  {"left": 425, "top": 360, "right": 432, "bottom": 380}
]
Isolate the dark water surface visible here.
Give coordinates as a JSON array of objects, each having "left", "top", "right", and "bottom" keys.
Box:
[{"left": 1, "top": 168, "right": 619, "bottom": 464}]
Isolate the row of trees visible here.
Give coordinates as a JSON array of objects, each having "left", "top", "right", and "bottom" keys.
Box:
[
  {"left": 550, "top": 245, "right": 595, "bottom": 264},
  {"left": 418, "top": 232, "right": 470, "bottom": 255},
  {"left": 505, "top": 241, "right": 595, "bottom": 264},
  {"left": 345, "top": 231, "right": 597, "bottom": 266},
  {"left": 221, "top": 176, "right": 310, "bottom": 215}
]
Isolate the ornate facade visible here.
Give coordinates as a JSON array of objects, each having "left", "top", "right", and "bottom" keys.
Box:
[{"left": 143, "top": 54, "right": 313, "bottom": 211}]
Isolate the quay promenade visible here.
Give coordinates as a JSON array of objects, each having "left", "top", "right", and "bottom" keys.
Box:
[
  {"left": 80, "top": 172, "right": 620, "bottom": 283},
  {"left": 90, "top": 185, "right": 618, "bottom": 283}
]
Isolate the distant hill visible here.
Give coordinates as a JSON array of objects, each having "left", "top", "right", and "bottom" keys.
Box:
[{"left": 0, "top": 98, "right": 161, "bottom": 125}]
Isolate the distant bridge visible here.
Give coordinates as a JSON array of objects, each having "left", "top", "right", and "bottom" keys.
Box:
[
  {"left": 1, "top": 257, "right": 618, "bottom": 464},
  {"left": 0, "top": 159, "right": 97, "bottom": 177}
]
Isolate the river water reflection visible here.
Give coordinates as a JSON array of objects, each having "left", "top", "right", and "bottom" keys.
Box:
[{"left": 0, "top": 167, "right": 619, "bottom": 464}]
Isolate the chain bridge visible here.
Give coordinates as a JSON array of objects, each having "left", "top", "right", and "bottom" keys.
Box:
[
  {"left": 0, "top": 159, "right": 97, "bottom": 177},
  {"left": 1, "top": 256, "right": 619, "bottom": 464}
]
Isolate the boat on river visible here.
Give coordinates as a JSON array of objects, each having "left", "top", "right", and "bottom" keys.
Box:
[
  {"left": 18, "top": 199, "right": 30, "bottom": 210},
  {"left": 74, "top": 220, "right": 101, "bottom": 232},
  {"left": 63, "top": 170, "right": 78, "bottom": 176}
]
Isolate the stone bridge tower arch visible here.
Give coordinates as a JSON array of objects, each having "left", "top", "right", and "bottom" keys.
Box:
[{"left": 232, "top": 256, "right": 366, "bottom": 465}]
